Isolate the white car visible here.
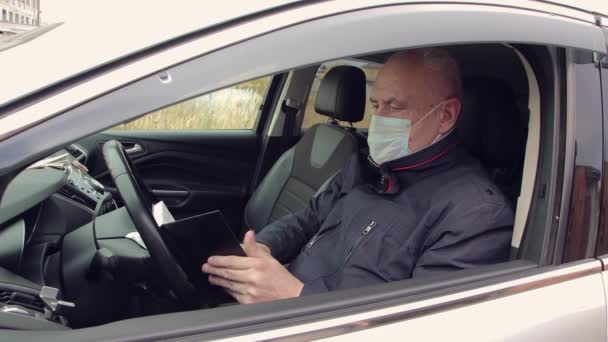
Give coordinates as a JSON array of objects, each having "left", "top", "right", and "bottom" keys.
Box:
[{"left": 0, "top": 1, "right": 607, "bottom": 341}]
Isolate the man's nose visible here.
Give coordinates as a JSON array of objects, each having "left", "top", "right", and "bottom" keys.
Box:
[{"left": 374, "top": 104, "right": 390, "bottom": 117}]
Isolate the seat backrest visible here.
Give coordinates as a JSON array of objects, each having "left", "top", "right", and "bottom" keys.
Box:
[
  {"left": 244, "top": 66, "right": 366, "bottom": 232},
  {"left": 457, "top": 77, "right": 528, "bottom": 207}
]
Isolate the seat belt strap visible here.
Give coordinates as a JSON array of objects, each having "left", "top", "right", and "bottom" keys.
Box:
[{"left": 280, "top": 97, "right": 301, "bottom": 153}]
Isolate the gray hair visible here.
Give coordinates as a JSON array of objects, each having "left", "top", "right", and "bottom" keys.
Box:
[{"left": 413, "top": 47, "right": 463, "bottom": 100}]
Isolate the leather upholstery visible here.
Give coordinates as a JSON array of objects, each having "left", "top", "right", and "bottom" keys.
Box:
[
  {"left": 244, "top": 66, "right": 366, "bottom": 231},
  {"left": 244, "top": 124, "right": 360, "bottom": 231},
  {"left": 314, "top": 66, "right": 366, "bottom": 123}
]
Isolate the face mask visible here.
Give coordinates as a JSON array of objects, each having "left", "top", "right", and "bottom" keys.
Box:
[{"left": 368, "top": 101, "right": 444, "bottom": 165}]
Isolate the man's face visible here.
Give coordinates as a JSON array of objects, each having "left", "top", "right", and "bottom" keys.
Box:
[{"left": 369, "top": 54, "right": 452, "bottom": 153}]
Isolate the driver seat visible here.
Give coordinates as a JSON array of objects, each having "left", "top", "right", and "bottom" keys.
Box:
[{"left": 244, "top": 66, "right": 366, "bottom": 232}]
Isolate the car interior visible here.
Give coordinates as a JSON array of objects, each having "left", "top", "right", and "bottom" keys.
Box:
[{"left": 0, "top": 43, "right": 542, "bottom": 330}]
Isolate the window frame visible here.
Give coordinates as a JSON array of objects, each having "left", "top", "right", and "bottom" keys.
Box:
[
  {"left": 551, "top": 49, "right": 604, "bottom": 263},
  {"left": 0, "top": 3, "right": 606, "bottom": 339}
]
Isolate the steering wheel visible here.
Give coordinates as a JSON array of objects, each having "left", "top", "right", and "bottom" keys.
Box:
[{"left": 101, "top": 140, "right": 199, "bottom": 308}]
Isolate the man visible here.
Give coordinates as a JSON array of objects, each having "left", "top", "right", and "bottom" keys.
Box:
[{"left": 202, "top": 48, "right": 514, "bottom": 304}]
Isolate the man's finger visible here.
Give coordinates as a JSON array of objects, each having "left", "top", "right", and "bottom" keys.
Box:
[
  {"left": 208, "top": 275, "right": 247, "bottom": 294},
  {"left": 242, "top": 230, "right": 263, "bottom": 257},
  {"left": 224, "top": 288, "right": 241, "bottom": 301},
  {"left": 207, "top": 255, "right": 257, "bottom": 269},
  {"left": 202, "top": 264, "right": 254, "bottom": 283}
]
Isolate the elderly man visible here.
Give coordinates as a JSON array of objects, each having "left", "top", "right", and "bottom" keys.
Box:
[{"left": 202, "top": 48, "right": 514, "bottom": 304}]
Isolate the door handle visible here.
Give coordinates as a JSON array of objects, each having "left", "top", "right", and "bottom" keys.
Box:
[
  {"left": 151, "top": 189, "right": 189, "bottom": 198},
  {"left": 124, "top": 143, "right": 143, "bottom": 155}
]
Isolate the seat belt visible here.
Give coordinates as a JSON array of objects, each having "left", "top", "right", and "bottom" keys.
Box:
[
  {"left": 280, "top": 97, "right": 301, "bottom": 153},
  {"left": 249, "top": 97, "right": 301, "bottom": 194}
]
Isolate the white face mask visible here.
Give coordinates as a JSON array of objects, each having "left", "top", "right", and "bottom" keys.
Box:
[{"left": 368, "top": 101, "right": 444, "bottom": 165}]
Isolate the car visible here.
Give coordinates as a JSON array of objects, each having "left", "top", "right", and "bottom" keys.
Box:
[{"left": 0, "top": 0, "right": 607, "bottom": 341}]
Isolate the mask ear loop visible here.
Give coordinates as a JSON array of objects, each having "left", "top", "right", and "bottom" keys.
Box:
[{"left": 411, "top": 100, "right": 446, "bottom": 130}]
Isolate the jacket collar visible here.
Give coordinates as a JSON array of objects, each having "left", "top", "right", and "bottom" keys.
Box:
[{"left": 367, "top": 132, "right": 463, "bottom": 195}]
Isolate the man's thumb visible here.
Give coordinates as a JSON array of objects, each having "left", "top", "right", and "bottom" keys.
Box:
[{"left": 242, "top": 230, "right": 261, "bottom": 257}]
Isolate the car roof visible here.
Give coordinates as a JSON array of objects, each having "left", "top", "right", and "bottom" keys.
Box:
[
  {"left": 541, "top": 0, "right": 608, "bottom": 17},
  {"left": 0, "top": 0, "right": 303, "bottom": 106},
  {"left": 0, "top": 0, "right": 605, "bottom": 107}
]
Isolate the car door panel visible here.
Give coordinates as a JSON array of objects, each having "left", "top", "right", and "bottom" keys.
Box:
[
  {"left": 77, "top": 130, "right": 259, "bottom": 230},
  {"left": 323, "top": 263, "right": 606, "bottom": 342}
]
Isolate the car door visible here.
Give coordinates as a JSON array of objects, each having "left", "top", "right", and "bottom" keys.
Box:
[
  {"left": 596, "top": 21, "right": 608, "bottom": 341},
  {"left": 1, "top": 1, "right": 607, "bottom": 341},
  {"left": 74, "top": 76, "right": 283, "bottom": 230}
]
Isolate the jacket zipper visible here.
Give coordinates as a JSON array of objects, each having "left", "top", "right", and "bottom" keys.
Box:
[
  {"left": 305, "top": 221, "right": 342, "bottom": 250},
  {"left": 336, "top": 220, "right": 377, "bottom": 284},
  {"left": 344, "top": 220, "right": 377, "bottom": 261}
]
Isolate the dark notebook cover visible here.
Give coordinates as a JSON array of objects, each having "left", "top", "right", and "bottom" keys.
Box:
[{"left": 161, "top": 210, "right": 245, "bottom": 305}]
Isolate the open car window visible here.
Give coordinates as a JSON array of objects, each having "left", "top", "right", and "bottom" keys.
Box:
[
  {"left": 0, "top": 1, "right": 606, "bottom": 341},
  {"left": 108, "top": 76, "right": 272, "bottom": 131}
]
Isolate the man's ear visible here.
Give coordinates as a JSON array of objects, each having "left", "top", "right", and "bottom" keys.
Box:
[{"left": 438, "top": 98, "right": 461, "bottom": 134}]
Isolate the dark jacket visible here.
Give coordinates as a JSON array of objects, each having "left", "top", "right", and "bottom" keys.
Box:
[{"left": 256, "top": 133, "right": 514, "bottom": 295}]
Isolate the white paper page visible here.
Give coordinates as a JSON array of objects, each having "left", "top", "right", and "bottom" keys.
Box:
[{"left": 152, "top": 201, "right": 175, "bottom": 226}]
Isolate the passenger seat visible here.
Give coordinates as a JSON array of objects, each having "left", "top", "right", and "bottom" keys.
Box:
[{"left": 244, "top": 66, "right": 366, "bottom": 232}]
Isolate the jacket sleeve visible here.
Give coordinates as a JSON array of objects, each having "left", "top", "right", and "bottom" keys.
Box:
[
  {"left": 255, "top": 166, "right": 351, "bottom": 264},
  {"left": 412, "top": 201, "right": 513, "bottom": 277}
]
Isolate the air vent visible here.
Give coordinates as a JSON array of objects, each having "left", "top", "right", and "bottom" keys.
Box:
[
  {"left": 32, "top": 297, "right": 45, "bottom": 310},
  {"left": 65, "top": 144, "right": 87, "bottom": 163},
  {"left": 0, "top": 290, "right": 10, "bottom": 303},
  {"left": 57, "top": 188, "right": 96, "bottom": 209},
  {"left": 0, "top": 289, "right": 45, "bottom": 311}
]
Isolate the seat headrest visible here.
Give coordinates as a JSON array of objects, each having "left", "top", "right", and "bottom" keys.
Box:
[
  {"left": 314, "top": 65, "right": 366, "bottom": 123},
  {"left": 457, "top": 77, "right": 527, "bottom": 168}
]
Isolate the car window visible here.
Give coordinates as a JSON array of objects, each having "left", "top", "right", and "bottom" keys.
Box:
[
  {"left": 109, "top": 76, "right": 272, "bottom": 131},
  {"left": 301, "top": 59, "right": 382, "bottom": 129}
]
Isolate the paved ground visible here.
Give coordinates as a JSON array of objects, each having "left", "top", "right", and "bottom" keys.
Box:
[{"left": 0, "top": 22, "right": 62, "bottom": 52}]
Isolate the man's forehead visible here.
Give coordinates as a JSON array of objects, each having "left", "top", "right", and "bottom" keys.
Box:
[
  {"left": 371, "top": 57, "right": 435, "bottom": 102},
  {"left": 370, "top": 71, "right": 414, "bottom": 102}
]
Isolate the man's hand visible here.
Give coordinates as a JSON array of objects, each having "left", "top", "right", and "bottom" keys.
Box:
[{"left": 201, "top": 230, "right": 304, "bottom": 304}]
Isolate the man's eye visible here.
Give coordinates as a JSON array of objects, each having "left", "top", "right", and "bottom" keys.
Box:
[{"left": 390, "top": 106, "right": 404, "bottom": 111}]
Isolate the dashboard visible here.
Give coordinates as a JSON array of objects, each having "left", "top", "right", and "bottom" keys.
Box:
[
  {"left": 1, "top": 144, "right": 115, "bottom": 226},
  {"left": 0, "top": 144, "right": 118, "bottom": 329}
]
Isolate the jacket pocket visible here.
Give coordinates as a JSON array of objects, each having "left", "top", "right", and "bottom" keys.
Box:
[
  {"left": 336, "top": 220, "right": 379, "bottom": 285},
  {"left": 343, "top": 220, "right": 377, "bottom": 262},
  {"left": 302, "top": 220, "right": 342, "bottom": 252}
]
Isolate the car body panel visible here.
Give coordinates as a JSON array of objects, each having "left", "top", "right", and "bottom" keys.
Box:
[
  {"left": 0, "top": 2, "right": 605, "bottom": 171},
  {"left": 0, "top": 1, "right": 607, "bottom": 340},
  {"left": 0, "top": 0, "right": 303, "bottom": 105},
  {"left": 235, "top": 262, "right": 605, "bottom": 342},
  {"left": 319, "top": 272, "right": 606, "bottom": 342},
  {"left": 0, "top": 0, "right": 600, "bottom": 109},
  {"left": 1, "top": 260, "right": 594, "bottom": 341},
  {"left": 0, "top": 0, "right": 605, "bottom": 140}
]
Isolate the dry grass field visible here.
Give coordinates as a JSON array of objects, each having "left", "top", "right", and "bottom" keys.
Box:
[{"left": 110, "top": 77, "right": 271, "bottom": 131}]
